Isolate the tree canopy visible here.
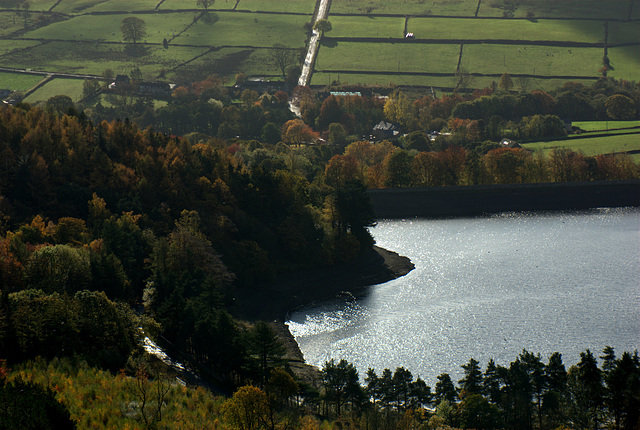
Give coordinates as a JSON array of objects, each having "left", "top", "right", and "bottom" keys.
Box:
[{"left": 120, "top": 17, "right": 146, "bottom": 46}]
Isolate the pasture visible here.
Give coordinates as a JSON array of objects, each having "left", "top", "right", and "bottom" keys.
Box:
[
  {"left": 0, "top": 0, "right": 638, "bottom": 102},
  {"left": 20, "top": 12, "right": 196, "bottom": 42},
  {"left": 458, "top": 45, "right": 603, "bottom": 77},
  {"left": 314, "top": 0, "right": 639, "bottom": 92},
  {"left": 0, "top": 71, "right": 43, "bottom": 91},
  {"left": 50, "top": 0, "right": 159, "bottom": 13},
  {"left": 0, "top": 10, "right": 25, "bottom": 36},
  {"left": 310, "top": 71, "right": 468, "bottom": 90},
  {"left": 0, "top": 0, "right": 57, "bottom": 11},
  {"left": 522, "top": 133, "right": 640, "bottom": 161},
  {"left": 0, "top": 0, "right": 313, "bottom": 102},
  {"left": 476, "top": 0, "right": 636, "bottom": 19},
  {"left": 329, "top": 0, "right": 479, "bottom": 17},
  {"left": 23, "top": 78, "right": 84, "bottom": 103},
  {"left": 573, "top": 121, "right": 640, "bottom": 131},
  {"left": 327, "top": 16, "right": 405, "bottom": 38},
  {"left": 406, "top": 18, "right": 605, "bottom": 43},
  {"left": 315, "top": 42, "right": 460, "bottom": 74}
]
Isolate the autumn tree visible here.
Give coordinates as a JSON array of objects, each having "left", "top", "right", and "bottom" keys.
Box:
[
  {"left": 223, "top": 385, "right": 271, "bottom": 430},
  {"left": 499, "top": 72, "right": 514, "bottom": 92},
  {"left": 324, "top": 154, "right": 360, "bottom": 188},
  {"left": 384, "top": 149, "right": 413, "bottom": 187},
  {"left": 281, "top": 119, "right": 317, "bottom": 146},
  {"left": 267, "top": 368, "right": 298, "bottom": 409},
  {"left": 383, "top": 90, "right": 412, "bottom": 128},
  {"left": 327, "top": 122, "right": 348, "bottom": 151},
  {"left": 316, "top": 95, "right": 342, "bottom": 130}
]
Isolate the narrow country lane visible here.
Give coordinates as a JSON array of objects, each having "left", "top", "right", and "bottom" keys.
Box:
[
  {"left": 289, "top": 0, "right": 330, "bottom": 116},
  {"left": 298, "top": 0, "right": 330, "bottom": 87}
]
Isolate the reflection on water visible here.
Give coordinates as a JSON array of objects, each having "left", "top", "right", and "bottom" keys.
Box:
[{"left": 287, "top": 208, "right": 640, "bottom": 384}]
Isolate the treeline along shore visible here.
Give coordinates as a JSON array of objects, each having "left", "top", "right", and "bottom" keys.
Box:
[
  {"left": 369, "top": 179, "right": 640, "bottom": 219},
  {"left": 261, "top": 179, "right": 639, "bottom": 381}
]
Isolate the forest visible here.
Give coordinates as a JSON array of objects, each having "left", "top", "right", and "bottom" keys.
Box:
[{"left": 0, "top": 74, "right": 639, "bottom": 429}]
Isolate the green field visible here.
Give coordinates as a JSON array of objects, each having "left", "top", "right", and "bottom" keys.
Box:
[
  {"left": 173, "top": 12, "right": 309, "bottom": 48},
  {"left": 165, "top": 47, "right": 282, "bottom": 80},
  {"left": 231, "top": 0, "right": 315, "bottom": 13},
  {"left": 573, "top": 121, "right": 640, "bottom": 131},
  {"left": 0, "top": 11, "right": 25, "bottom": 36},
  {"left": 310, "top": 71, "right": 464, "bottom": 89},
  {"left": 329, "top": 0, "right": 479, "bottom": 17},
  {"left": 477, "top": 0, "right": 636, "bottom": 19},
  {"left": 23, "top": 77, "right": 84, "bottom": 103},
  {"left": 317, "top": 0, "right": 638, "bottom": 90},
  {"left": 159, "top": 0, "right": 235, "bottom": 10},
  {"left": 328, "top": 16, "right": 405, "bottom": 38},
  {"left": 316, "top": 41, "right": 459, "bottom": 73},
  {"left": 459, "top": 45, "right": 603, "bottom": 77},
  {"left": 55, "top": 0, "right": 159, "bottom": 13},
  {"left": 0, "top": 38, "right": 41, "bottom": 55},
  {"left": 0, "top": 0, "right": 58, "bottom": 11},
  {"left": 20, "top": 12, "right": 195, "bottom": 42},
  {"left": 327, "top": 0, "right": 637, "bottom": 20},
  {"left": 407, "top": 18, "right": 605, "bottom": 43},
  {"left": 522, "top": 133, "right": 640, "bottom": 161},
  {"left": 607, "top": 46, "right": 640, "bottom": 82},
  {"left": 0, "top": 71, "right": 44, "bottom": 91},
  {"left": 0, "top": 0, "right": 638, "bottom": 95}
]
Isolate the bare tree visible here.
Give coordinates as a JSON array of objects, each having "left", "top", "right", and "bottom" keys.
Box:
[
  {"left": 130, "top": 362, "right": 172, "bottom": 430},
  {"left": 453, "top": 68, "right": 473, "bottom": 93},
  {"left": 18, "top": 0, "right": 30, "bottom": 28},
  {"left": 269, "top": 44, "right": 297, "bottom": 80}
]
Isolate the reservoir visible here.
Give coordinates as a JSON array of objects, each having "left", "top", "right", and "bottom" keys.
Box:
[{"left": 286, "top": 207, "right": 640, "bottom": 385}]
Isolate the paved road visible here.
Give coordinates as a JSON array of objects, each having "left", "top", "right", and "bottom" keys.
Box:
[{"left": 298, "top": 0, "right": 330, "bottom": 86}]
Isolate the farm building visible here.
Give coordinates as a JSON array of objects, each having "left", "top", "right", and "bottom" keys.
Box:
[
  {"left": 372, "top": 121, "right": 400, "bottom": 140},
  {"left": 500, "top": 139, "right": 521, "bottom": 148}
]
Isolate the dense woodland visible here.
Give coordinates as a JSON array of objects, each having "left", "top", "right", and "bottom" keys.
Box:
[{"left": 0, "top": 75, "right": 639, "bottom": 429}]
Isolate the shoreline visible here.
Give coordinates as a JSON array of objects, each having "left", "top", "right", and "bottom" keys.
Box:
[
  {"left": 230, "top": 245, "right": 414, "bottom": 385},
  {"left": 230, "top": 245, "right": 414, "bottom": 323},
  {"left": 369, "top": 180, "right": 640, "bottom": 219}
]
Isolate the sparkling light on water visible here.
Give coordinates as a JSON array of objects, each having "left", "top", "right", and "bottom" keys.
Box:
[{"left": 286, "top": 208, "right": 640, "bottom": 385}]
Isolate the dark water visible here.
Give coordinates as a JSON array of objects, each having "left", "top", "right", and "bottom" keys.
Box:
[{"left": 287, "top": 208, "right": 640, "bottom": 384}]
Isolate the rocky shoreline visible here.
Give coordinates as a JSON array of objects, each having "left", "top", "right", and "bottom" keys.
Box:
[
  {"left": 231, "top": 245, "right": 414, "bottom": 385},
  {"left": 231, "top": 245, "right": 414, "bottom": 322}
]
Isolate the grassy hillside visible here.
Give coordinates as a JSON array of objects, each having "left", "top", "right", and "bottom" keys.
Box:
[
  {"left": 0, "top": 0, "right": 638, "bottom": 101},
  {"left": 314, "top": 0, "right": 640, "bottom": 90},
  {"left": 523, "top": 132, "right": 640, "bottom": 162},
  {"left": 0, "top": 0, "right": 312, "bottom": 99}
]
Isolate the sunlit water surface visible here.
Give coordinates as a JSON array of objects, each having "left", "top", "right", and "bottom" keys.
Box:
[{"left": 287, "top": 208, "right": 640, "bottom": 384}]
